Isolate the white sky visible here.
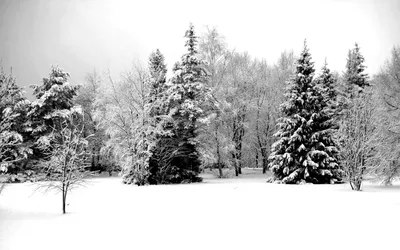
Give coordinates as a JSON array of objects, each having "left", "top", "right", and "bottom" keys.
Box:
[{"left": 1, "top": 0, "right": 399, "bottom": 99}]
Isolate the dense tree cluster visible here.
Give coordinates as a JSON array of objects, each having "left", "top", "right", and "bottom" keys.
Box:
[{"left": 1, "top": 25, "right": 400, "bottom": 193}]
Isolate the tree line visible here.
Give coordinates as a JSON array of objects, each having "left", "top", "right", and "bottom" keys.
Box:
[{"left": 1, "top": 24, "right": 400, "bottom": 193}]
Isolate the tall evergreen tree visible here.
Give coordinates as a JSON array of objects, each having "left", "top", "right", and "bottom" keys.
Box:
[
  {"left": 268, "top": 41, "right": 342, "bottom": 184},
  {"left": 161, "top": 23, "right": 210, "bottom": 183},
  {"left": 146, "top": 49, "right": 171, "bottom": 184}
]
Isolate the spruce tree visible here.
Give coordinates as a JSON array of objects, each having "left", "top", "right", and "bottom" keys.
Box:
[
  {"left": 344, "top": 43, "right": 369, "bottom": 94},
  {"left": 162, "top": 23, "right": 210, "bottom": 183},
  {"left": 268, "top": 41, "right": 342, "bottom": 184},
  {"left": 28, "top": 66, "right": 81, "bottom": 160},
  {"left": 148, "top": 49, "right": 168, "bottom": 119},
  {"left": 146, "top": 49, "right": 170, "bottom": 184},
  {"left": 0, "top": 66, "right": 31, "bottom": 171}
]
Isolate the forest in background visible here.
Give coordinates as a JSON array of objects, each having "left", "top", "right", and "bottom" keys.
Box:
[{"left": 1, "top": 24, "right": 400, "bottom": 191}]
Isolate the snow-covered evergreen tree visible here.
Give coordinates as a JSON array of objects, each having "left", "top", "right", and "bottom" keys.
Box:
[
  {"left": 0, "top": 66, "right": 31, "bottom": 172},
  {"left": 28, "top": 66, "right": 82, "bottom": 161},
  {"left": 316, "top": 60, "right": 338, "bottom": 103},
  {"left": 28, "top": 66, "right": 81, "bottom": 140},
  {"left": 344, "top": 43, "right": 369, "bottom": 94},
  {"left": 268, "top": 41, "right": 342, "bottom": 184},
  {"left": 146, "top": 49, "right": 172, "bottom": 184},
  {"left": 161, "top": 23, "right": 210, "bottom": 183},
  {"left": 148, "top": 49, "right": 167, "bottom": 100}
]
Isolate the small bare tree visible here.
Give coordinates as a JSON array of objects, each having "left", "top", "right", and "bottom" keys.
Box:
[
  {"left": 37, "top": 120, "right": 90, "bottom": 214},
  {"left": 336, "top": 91, "right": 377, "bottom": 191}
]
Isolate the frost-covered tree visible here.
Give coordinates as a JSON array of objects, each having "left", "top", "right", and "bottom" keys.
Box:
[
  {"left": 94, "top": 65, "right": 153, "bottom": 185},
  {"left": 224, "top": 52, "right": 257, "bottom": 176},
  {"left": 0, "top": 65, "right": 31, "bottom": 172},
  {"left": 28, "top": 66, "right": 81, "bottom": 159},
  {"left": 316, "top": 60, "right": 338, "bottom": 104},
  {"left": 162, "top": 23, "right": 210, "bottom": 183},
  {"left": 268, "top": 41, "right": 342, "bottom": 184},
  {"left": 36, "top": 120, "right": 90, "bottom": 214},
  {"left": 336, "top": 91, "right": 376, "bottom": 190},
  {"left": 343, "top": 43, "right": 370, "bottom": 94},
  {"left": 0, "top": 108, "right": 25, "bottom": 171},
  {"left": 148, "top": 49, "right": 168, "bottom": 102},
  {"left": 74, "top": 70, "right": 111, "bottom": 172},
  {"left": 146, "top": 49, "right": 176, "bottom": 184},
  {"left": 371, "top": 45, "right": 400, "bottom": 185},
  {"left": 198, "top": 27, "right": 232, "bottom": 177}
]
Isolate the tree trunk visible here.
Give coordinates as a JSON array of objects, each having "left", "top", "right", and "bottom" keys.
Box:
[
  {"left": 232, "top": 107, "right": 246, "bottom": 176},
  {"left": 262, "top": 158, "right": 267, "bottom": 174},
  {"left": 215, "top": 122, "right": 223, "bottom": 178},
  {"left": 255, "top": 149, "right": 259, "bottom": 168},
  {"left": 91, "top": 147, "right": 96, "bottom": 169},
  {"left": 62, "top": 196, "right": 66, "bottom": 214},
  {"left": 62, "top": 188, "right": 67, "bottom": 214},
  {"left": 261, "top": 148, "right": 268, "bottom": 174}
]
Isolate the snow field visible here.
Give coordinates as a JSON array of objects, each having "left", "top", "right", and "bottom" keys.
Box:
[{"left": 1, "top": 174, "right": 399, "bottom": 250}]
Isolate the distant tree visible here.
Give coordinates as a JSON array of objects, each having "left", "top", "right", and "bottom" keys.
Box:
[
  {"left": 198, "top": 27, "right": 231, "bottom": 177},
  {"left": 316, "top": 60, "right": 338, "bottom": 105},
  {"left": 223, "top": 52, "right": 257, "bottom": 176},
  {"left": 343, "top": 43, "right": 370, "bottom": 95},
  {"left": 199, "top": 26, "right": 229, "bottom": 88},
  {"left": 36, "top": 120, "right": 90, "bottom": 214},
  {"left": 371, "top": 45, "right": 400, "bottom": 184},
  {"left": 148, "top": 49, "right": 168, "bottom": 100},
  {"left": 253, "top": 51, "right": 295, "bottom": 174},
  {"left": 74, "top": 70, "right": 108, "bottom": 171},
  {"left": 252, "top": 52, "right": 296, "bottom": 174},
  {"left": 268, "top": 41, "right": 342, "bottom": 184},
  {"left": 162, "top": 23, "right": 211, "bottom": 183}
]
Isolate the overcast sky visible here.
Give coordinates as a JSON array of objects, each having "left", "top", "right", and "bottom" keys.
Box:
[{"left": 1, "top": 0, "right": 400, "bottom": 99}]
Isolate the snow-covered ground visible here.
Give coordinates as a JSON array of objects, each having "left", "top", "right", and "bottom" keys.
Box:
[{"left": 1, "top": 169, "right": 399, "bottom": 250}]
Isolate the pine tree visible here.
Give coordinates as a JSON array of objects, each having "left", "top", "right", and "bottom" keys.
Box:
[
  {"left": 268, "top": 41, "right": 342, "bottom": 184},
  {"left": 28, "top": 66, "right": 81, "bottom": 159},
  {"left": 147, "top": 49, "right": 168, "bottom": 119},
  {"left": 161, "top": 23, "right": 210, "bottom": 183},
  {"left": 146, "top": 49, "right": 170, "bottom": 184},
  {"left": 0, "top": 66, "right": 31, "bottom": 171},
  {"left": 344, "top": 43, "right": 369, "bottom": 94}
]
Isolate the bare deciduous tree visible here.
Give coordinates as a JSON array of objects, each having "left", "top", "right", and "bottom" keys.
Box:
[
  {"left": 336, "top": 91, "right": 377, "bottom": 191},
  {"left": 36, "top": 120, "right": 90, "bottom": 214}
]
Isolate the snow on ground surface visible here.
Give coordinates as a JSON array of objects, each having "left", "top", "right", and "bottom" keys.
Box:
[{"left": 1, "top": 168, "right": 400, "bottom": 250}]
